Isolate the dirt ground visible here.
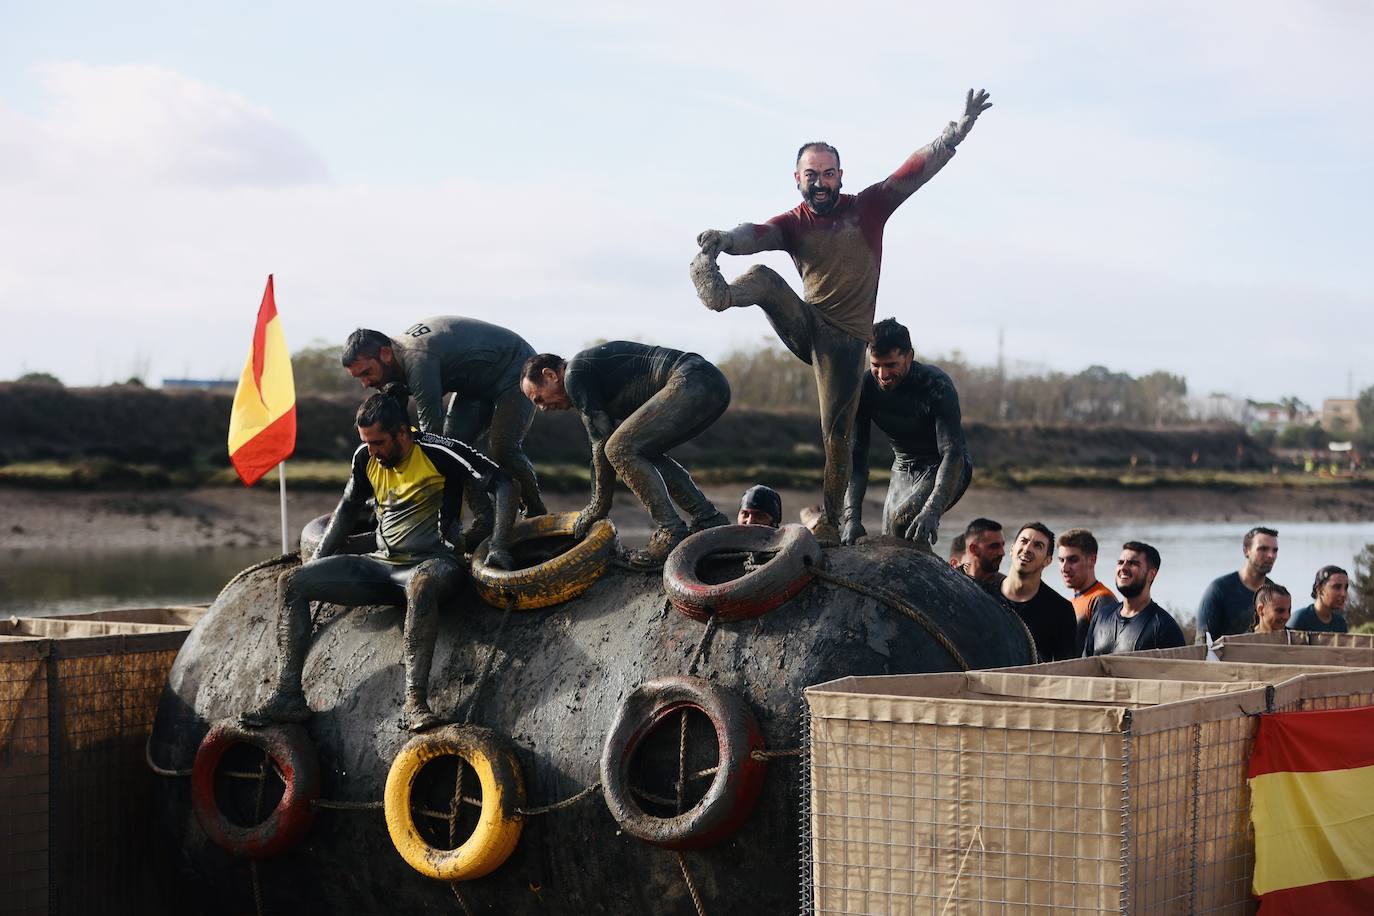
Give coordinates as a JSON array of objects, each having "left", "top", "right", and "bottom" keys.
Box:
[{"left": 3, "top": 480, "right": 1373, "bottom": 552}]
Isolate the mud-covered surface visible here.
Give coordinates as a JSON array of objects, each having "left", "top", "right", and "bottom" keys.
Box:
[{"left": 150, "top": 543, "right": 1031, "bottom": 915}]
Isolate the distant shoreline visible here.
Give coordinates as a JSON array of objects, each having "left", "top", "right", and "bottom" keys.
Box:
[{"left": 4, "top": 479, "right": 1372, "bottom": 553}]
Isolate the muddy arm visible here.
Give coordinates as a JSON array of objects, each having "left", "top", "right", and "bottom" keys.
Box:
[
  {"left": 314, "top": 481, "right": 370, "bottom": 561},
  {"left": 874, "top": 89, "right": 992, "bottom": 207},
  {"left": 904, "top": 393, "right": 969, "bottom": 544},
  {"left": 697, "top": 220, "right": 786, "bottom": 258},
  {"left": 575, "top": 411, "right": 617, "bottom": 537}
]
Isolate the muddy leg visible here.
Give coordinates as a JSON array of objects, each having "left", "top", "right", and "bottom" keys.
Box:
[
  {"left": 398, "top": 556, "right": 463, "bottom": 732},
  {"left": 485, "top": 386, "right": 545, "bottom": 517},
  {"left": 605, "top": 358, "right": 731, "bottom": 565},
  {"left": 653, "top": 456, "right": 728, "bottom": 530},
  {"left": 444, "top": 397, "right": 493, "bottom": 551},
  {"left": 690, "top": 256, "right": 816, "bottom": 365},
  {"left": 811, "top": 327, "right": 868, "bottom": 545},
  {"left": 242, "top": 556, "right": 402, "bottom": 727}
]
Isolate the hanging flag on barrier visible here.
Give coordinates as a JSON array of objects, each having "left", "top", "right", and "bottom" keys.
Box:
[{"left": 1249, "top": 705, "right": 1374, "bottom": 913}]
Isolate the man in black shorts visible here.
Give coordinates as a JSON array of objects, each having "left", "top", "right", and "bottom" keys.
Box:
[
  {"left": 242, "top": 394, "right": 517, "bottom": 732},
  {"left": 520, "top": 342, "right": 731, "bottom": 567},
  {"left": 342, "top": 317, "right": 545, "bottom": 549},
  {"left": 841, "top": 317, "right": 971, "bottom": 548},
  {"left": 690, "top": 89, "right": 992, "bottom": 544}
]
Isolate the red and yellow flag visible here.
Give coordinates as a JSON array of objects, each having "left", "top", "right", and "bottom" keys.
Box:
[
  {"left": 1249, "top": 706, "right": 1374, "bottom": 913},
  {"left": 227, "top": 275, "right": 296, "bottom": 486}
]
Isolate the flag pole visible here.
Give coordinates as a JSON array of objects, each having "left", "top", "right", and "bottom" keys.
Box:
[{"left": 279, "top": 459, "right": 289, "bottom": 554}]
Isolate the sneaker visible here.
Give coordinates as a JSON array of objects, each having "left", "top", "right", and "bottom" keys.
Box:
[
  {"left": 623, "top": 525, "right": 688, "bottom": 569},
  {"left": 811, "top": 519, "right": 841, "bottom": 548},
  {"left": 690, "top": 510, "right": 731, "bottom": 533}
]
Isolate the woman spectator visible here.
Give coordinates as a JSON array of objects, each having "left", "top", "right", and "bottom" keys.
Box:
[{"left": 1289, "top": 566, "right": 1350, "bottom": 633}]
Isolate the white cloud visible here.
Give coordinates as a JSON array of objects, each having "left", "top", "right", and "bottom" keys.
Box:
[{"left": 0, "top": 62, "right": 327, "bottom": 187}]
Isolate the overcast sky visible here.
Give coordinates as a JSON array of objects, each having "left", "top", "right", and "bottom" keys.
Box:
[{"left": 1, "top": 1, "right": 1369, "bottom": 405}]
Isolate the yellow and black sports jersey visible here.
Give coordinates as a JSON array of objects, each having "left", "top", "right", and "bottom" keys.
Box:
[{"left": 342, "top": 431, "right": 499, "bottom": 565}]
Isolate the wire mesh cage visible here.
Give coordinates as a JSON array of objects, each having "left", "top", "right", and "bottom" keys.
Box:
[
  {"left": 804, "top": 671, "right": 1279, "bottom": 915},
  {"left": 0, "top": 618, "right": 196, "bottom": 916}
]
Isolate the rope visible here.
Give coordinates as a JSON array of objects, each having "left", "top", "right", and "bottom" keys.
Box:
[
  {"left": 610, "top": 556, "right": 663, "bottom": 572},
  {"left": 516, "top": 781, "right": 601, "bottom": 817},
  {"left": 463, "top": 598, "right": 515, "bottom": 725},
  {"left": 676, "top": 851, "right": 708, "bottom": 916},
  {"left": 449, "top": 762, "right": 467, "bottom": 847},
  {"left": 938, "top": 825, "right": 985, "bottom": 916},
  {"left": 145, "top": 735, "right": 192, "bottom": 777},
  {"left": 250, "top": 859, "right": 265, "bottom": 916},
  {"left": 686, "top": 613, "right": 719, "bottom": 676},
  {"left": 449, "top": 881, "right": 474, "bottom": 916},
  {"left": 676, "top": 709, "right": 688, "bottom": 813},
  {"left": 805, "top": 560, "right": 971, "bottom": 672},
  {"left": 312, "top": 798, "right": 384, "bottom": 811},
  {"left": 751, "top": 747, "right": 802, "bottom": 760}
]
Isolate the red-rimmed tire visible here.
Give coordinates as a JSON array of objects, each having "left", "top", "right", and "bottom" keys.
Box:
[
  {"left": 600, "top": 677, "right": 767, "bottom": 850},
  {"left": 191, "top": 720, "right": 320, "bottom": 859},
  {"left": 663, "top": 524, "right": 822, "bottom": 623}
]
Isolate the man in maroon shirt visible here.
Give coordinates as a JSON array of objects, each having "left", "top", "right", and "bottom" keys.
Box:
[{"left": 690, "top": 89, "right": 992, "bottom": 544}]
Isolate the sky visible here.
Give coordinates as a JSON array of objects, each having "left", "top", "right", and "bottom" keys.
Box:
[{"left": 1, "top": 1, "right": 1369, "bottom": 406}]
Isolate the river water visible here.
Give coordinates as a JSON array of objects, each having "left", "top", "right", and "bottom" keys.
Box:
[{"left": 4, "top": 521, "right": 1372, "bottom": 627}]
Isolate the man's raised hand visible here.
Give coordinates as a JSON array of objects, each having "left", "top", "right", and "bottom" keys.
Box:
[{"left": 964, "top": 88, "right": 992, "bottom": 119}]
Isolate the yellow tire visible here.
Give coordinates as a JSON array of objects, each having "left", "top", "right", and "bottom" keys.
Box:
[
  {"left": 383, "top": 725, "right": 526, "bottom": 882},
  {"left": 470, "top": 511, "right": 618, "bottom": 610}
]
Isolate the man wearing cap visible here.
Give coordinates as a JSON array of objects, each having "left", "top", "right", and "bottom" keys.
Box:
[{"left": 737, "top": 485, "right": 783, "bottom": 528}]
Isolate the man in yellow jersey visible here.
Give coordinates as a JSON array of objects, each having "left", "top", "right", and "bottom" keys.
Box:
[
  {"left": 1056, "top": 528, "right": 1117, "bottom": 655},
  {"left": 243, "top": 393, "right": 517, "bottom": 731}
]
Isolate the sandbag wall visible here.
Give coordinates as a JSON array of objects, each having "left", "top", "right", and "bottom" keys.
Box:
[
  {"left": 0, "top": 614, "right": 199, "bottom": 916},
  {"left": 803, "top": 656, "right": 1374, "bottom": 915}
]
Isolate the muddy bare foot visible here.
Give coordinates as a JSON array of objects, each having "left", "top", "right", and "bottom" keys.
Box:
[
  {"left": 485, "top": 547, "right": 514, "bottom": 571},
  {"left": 689, "top": 252, "right": 733, "bottom": 312},
  {"left": 240, "top": 690, "right": 312, "bottom": 728}
]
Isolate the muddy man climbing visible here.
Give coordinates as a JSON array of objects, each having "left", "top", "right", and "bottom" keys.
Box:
[
  {"left": 520, "top": 342, "right": 732, "bottom": 568},
  {"left": 691, "top": 88, "right": 992, "bottom": 545}
]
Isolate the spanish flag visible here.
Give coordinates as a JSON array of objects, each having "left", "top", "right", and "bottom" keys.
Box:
[
  {"left": 1249, "top": 706, "right": 1374, "bottom": 913},
  {"left": 227, "top": 275, "right": 296, "bottom": 486}
]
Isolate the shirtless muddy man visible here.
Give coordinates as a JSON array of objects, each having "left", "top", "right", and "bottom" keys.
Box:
[{"left": 692, "top": 89, "right": 991, "bottom": 544}]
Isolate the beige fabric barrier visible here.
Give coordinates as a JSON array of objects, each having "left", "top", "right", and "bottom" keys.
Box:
[
  {"left": 0, "top": 618, "right": 193, "bottom": 915},
  {"left": 805, "top": 661, "right": 1374, "bottom": 915},
  {"left": 1223, "top": 630, "right": 1374, "bottom": 649}
]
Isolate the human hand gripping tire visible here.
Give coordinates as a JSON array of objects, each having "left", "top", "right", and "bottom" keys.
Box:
[{"left": 904, "top": 509, "right": 941, "bottom": 546}]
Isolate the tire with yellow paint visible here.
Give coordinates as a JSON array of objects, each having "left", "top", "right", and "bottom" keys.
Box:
[
  {"left": 470, "top": 511, "right": 618, "bottom": 610},
  {"left": 383, "top": 724, "right": 526, "bottom": 882}
]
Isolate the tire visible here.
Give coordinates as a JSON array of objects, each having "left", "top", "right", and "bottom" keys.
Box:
[
  {"left": 383, "top": 725, "right": 526, "bottom": 882},
  {"left": 190, "top": 720, "right": 320, "bottom": 859},
  {"left": 600, "top": 676, "right": 767, "bottom": 850},
  {"left": 299, "top": 512, "right": 376, "bottom": 560},
  {"left": 470, "top": 511, "right": 618, "bottom": 610},
  {"left": 663, "top": 524, "right": 822, "bottom": 623}
]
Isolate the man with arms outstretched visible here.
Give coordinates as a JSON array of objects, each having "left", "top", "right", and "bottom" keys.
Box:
[
  {"left": 842, "top": 317, "right": 971, "bottom": 548},
  {"left": 691, "top": 89, "right": 991, "bottom": 544},
  {"left": 342, "top": 317, "right": 545, "bottom": 551},
  {"left": 520, "top": 342, "right": 731, "bottom": 567},
  {"left": 243, "top": 393, "right": 517, "bottom": 732}
]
